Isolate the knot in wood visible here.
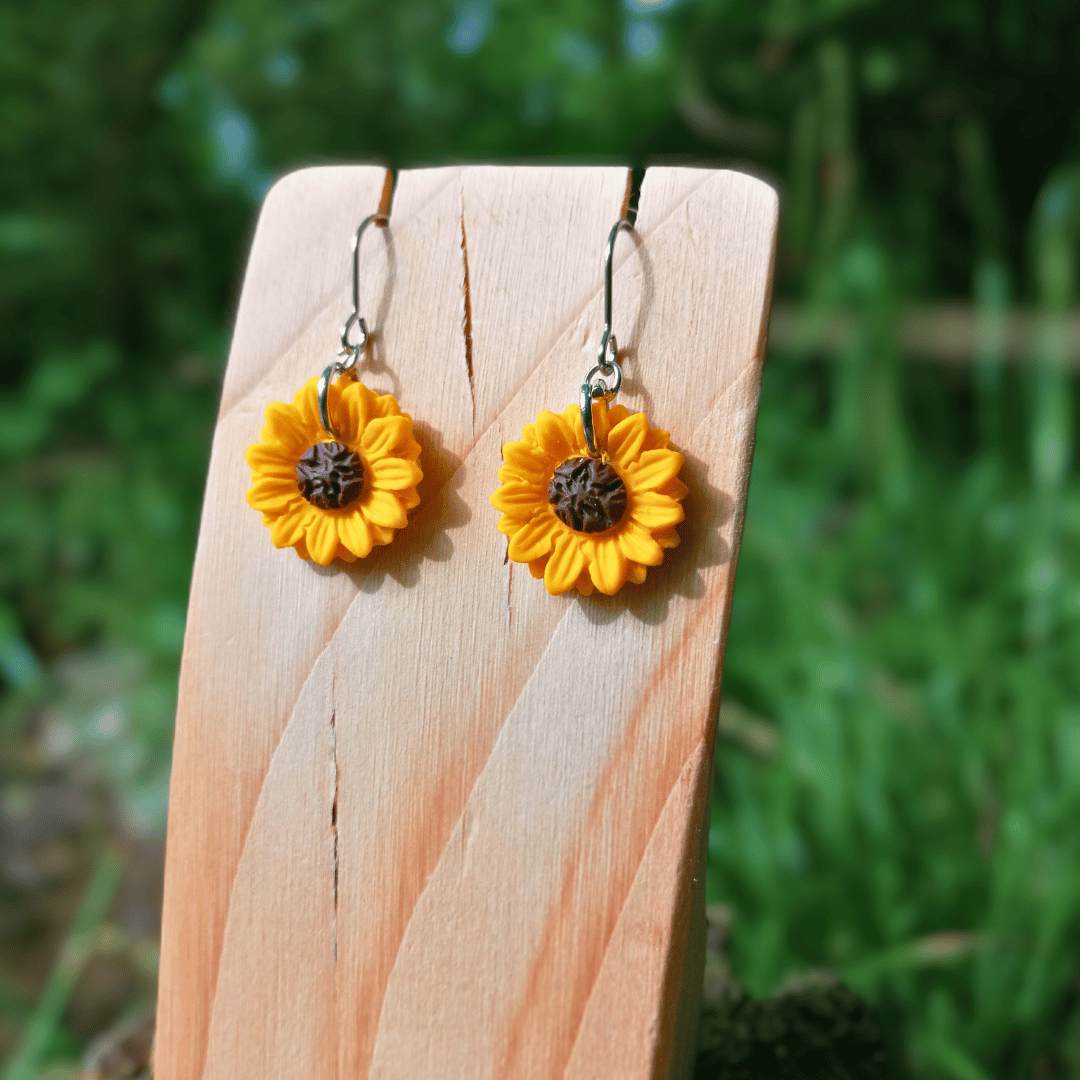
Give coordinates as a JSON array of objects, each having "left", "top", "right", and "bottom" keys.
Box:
[
  {"left": 296, "top": 441, "right": 365, "bottom": 510},
  {"left": 547, "top": 457, "right": 628, "bottom": 534}
]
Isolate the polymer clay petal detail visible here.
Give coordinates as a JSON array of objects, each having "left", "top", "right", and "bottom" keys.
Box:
[
  {"left": 491, "top": 398, "right": 686, "bottom": 595},
  {"left": 246, "top": 377, "right": 422, "bottom": 563}
]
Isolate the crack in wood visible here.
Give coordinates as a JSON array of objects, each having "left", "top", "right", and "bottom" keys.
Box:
[{"left": 460, "top": 192, "right": 476, "bottom": 435}]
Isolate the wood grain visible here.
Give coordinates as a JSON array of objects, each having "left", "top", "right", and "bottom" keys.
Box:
[{"left": 156, "top": 165, "right": 778, "bottom": 1080}]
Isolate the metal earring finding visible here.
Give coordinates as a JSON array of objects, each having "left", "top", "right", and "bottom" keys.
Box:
[
  {"left": 318, "top": 212, "right": 389, "bottom": 437},
  {"left": 579, "top": 217, "right": 632, "bottom": 457},
  {"left": 492, "top": 215, "right": 688, "bottom": 597},
  {"left": 244, "top": 206, "right": 424, "bottom": 566}
]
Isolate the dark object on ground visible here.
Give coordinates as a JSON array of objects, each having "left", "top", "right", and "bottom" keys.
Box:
[
  {"left": 80, "top": 1006, "right": 154, "bottom": 1080},
  {"left": 694, "top": 972, "right": 890, "bottom": 1080}
]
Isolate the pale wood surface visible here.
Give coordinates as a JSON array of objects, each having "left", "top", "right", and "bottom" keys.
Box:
[{"left": 156, "top": 165, "right": 778, "bottom": 1080}]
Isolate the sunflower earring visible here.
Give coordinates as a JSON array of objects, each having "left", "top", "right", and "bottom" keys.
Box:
[
  {"left": 245, "top": 212, "right": 423, "bottom": 565},
  {"left": 490, "top": 218, "right": 687, "bottom": 596}
]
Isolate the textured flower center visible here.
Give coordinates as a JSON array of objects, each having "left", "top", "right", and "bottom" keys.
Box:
[
  {"left": 547, "top": 457, "right": 628, "bottom": 533},
  {"left": 295, "top": 441, "right": 365, "bottom": 510}
]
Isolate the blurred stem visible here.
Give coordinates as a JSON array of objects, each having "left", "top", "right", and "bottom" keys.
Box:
[
  {"left": 955, "top": 116, "right": 1010, "bottom": 451},
  {"left": 785, "top": 97, "right": 819, "bottom": 270},
  {"left": 972, "top": 259, "right": 1010, "bottom": 451},
  {"left": 866, "top": 306, "right": 910, "bottom": 509},
  {"left": 809, "top": 39, "right": 908, "bottom": 501},
  {"left": 814, "top": 39, "right": 856, "bottom": 276},
  {"left": 0, "top": 848, "right": 126, "bottom": 1080},
  {"left": 809, "top": 37, "right": 866, "bottom": 478},
  {"left": 1026, "top": 163, "right": 1080, "bottom": 646},
  {"left": 956, "top": 117, "right": 1004, "bottom": 258}
]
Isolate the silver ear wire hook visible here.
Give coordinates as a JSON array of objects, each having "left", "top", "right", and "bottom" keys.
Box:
[
  {"left": 580, "top": 218, "right": 632, "bottom": 456},
  {"left": 319, "top": 212, "right": 389, "bottom": 437}
]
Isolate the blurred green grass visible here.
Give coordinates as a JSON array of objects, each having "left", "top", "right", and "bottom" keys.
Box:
[{"left": 2, "top": 0, "right": 1080, "bottom": 1075}]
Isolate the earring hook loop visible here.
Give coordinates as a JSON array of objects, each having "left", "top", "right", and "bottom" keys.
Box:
[
  {"left": 340, "top": 212, "right": 389, "bottom": 362},
  {"left": 581, "top": 217, "right": 633, "bottom": 456},
  {"left": 320, "top": 211, "right": 389, "bottom": 437}
]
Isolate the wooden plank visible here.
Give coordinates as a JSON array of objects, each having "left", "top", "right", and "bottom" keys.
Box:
[
  {"left": 155, "top": 164, "right": 777, "bottom": 1080},
  {"left": 156, "top": 164, "right": 390, "bottom": 1080}
]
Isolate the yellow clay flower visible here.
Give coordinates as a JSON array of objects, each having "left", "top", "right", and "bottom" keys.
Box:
[
  {"left": 246, "top": 376, "right": 422, "bottom": 565},
  {"left": 490, "top": 400, "right": 686, "bottom": 596}
]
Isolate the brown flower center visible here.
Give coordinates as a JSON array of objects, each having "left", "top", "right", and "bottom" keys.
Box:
[
  {"left": 295, "top": 441, "right": 365, "bottom": 510},
  {"left": 547, "top": 457, "right": 628, "bottom": 533}
]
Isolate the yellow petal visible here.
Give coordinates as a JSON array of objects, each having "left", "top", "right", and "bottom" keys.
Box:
[
  {"left": 616, "top": 521, "right": 664, "bottom": 566},
  {"left": 560, "top": 405, "right": 588, "bottom": 455},
  {"left": 591, "top": 398, "right": 612, "bottom": 451},
  {"left": 270, "top": 506, "right": 311, "bottom": 548},
  {"left": 500, "top": 442, "right": 550, "bottom": 484},
  {"left": 305, "top": 513, "right": 340, "bottom": 565},
  {"left": 291, "top": 376, "right": 322, "bottom": 430},
  {"left": 642, "top": 426, "right": 672, "bottom": 452},
  {"left": 507, "top": 514, "right": 559, "bottom": 562},
  {"left": 400, "top": 485, "right": 421, "bottom": 510},
  {"left": 535, "top": 410, "right": 574, "bottom": 462},
  {"left": 631, "top": 492, "right": 685, "bottom": 529},
  {"left": 361, "top": 489, "right": 408, "bottom": 529},
  {"left": 372, "top": 392, "right": 401, "bottom": 418},
  {"left": 607, "top": 413, "right": 649, "bottom": 469},
  {"left": 337, "top": 381, "right": 374, "bottom": 444},
  {"left": 627, "top": 448, "right": 684, "bottom": 492},
  {"left": 249, "top": 475, "right": 299, "bottom": 496},
  {"left": 544, "top": 533, "right": 587, "bottom": 595},
  {"left": 490, "top": 482, "right": 546, "bottom": 515},
  {"left": 261, "top": 402, "right": 311, "bottom": 454},
  {"left": 370, "top": 458, "right": 423, "bottom": 490},
  {"left": 369, "top": 522, "right": 395, "bottom": 546},
  {"left": 497, "top": 515, "right": 519, "bottom": 537},
  {"left": 246, "top": 441, "right": 300, "bottom": 478},
  {"left": 655, "top": 527, "right": 681, "bottom": 550},
  {"left": 337, "top": 512, "right": 373, "bottom": 559},
  {"left": 528, "top": 558, "right": 547, "bottom": 579},
  {"left": 247, "top": 477, "right": 302, "bottom": 513},
  {"left": 660, "top": 477, "right": 689, "bottom": 501},
  {"left": 362, "top": 415, "right": 411, "bottom": 458},
  {"left": 628, "top": 562, "right": 648, "bottom": 585},
  {"left": 588, "top": 537, "right": 627, "bottom": 594},
  {"left": 575, "top": 575, "right": 595, "bottom": 596}
]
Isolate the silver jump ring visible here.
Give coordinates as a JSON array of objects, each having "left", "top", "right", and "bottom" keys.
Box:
[
  {"left": 318, "top": 360, "right": 353, "bottom": 438},
  {"left": 579, "top": 361, "right": 623, "bottom": 457}
]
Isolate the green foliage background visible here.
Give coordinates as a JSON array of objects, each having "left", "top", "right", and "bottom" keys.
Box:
[{"left": 3, "top": 0, "right": 1080, "bottom": 1076}]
